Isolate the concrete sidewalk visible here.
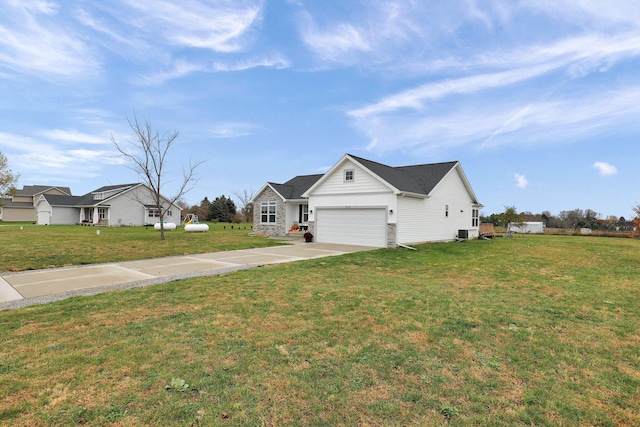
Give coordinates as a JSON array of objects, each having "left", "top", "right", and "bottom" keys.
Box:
[{"left": 0, "top": 243, "right": 374, "bottom": 310}]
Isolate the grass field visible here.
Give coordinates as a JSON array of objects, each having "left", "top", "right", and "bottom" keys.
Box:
[
  {"left": 0, "top": 222, "right": 277, "bottom": 272},
  {"left": 1, "top": 231, "right": 639, "bottom": 425}
]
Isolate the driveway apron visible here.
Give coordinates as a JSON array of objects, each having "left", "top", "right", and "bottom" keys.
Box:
[{"left": 0, "top": 243, "right": 374, "bottom": 309}]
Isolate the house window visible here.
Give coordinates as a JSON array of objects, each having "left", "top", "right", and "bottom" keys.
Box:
[
  {"left": 148, "top": 208, "right": 160, "bottom": 218},
  {"left": 344, "top": 169, "right": 354, "bottom": 182},
  {"left": 166, "top": 210, "right": 172, "bottom": 217},
  {"left": 93, "top": 193, "right": 103, "bottom": 200},
  {"left": 445, "top": 204, "right": 449, "bottom": 218},
  {"left": 97, "top": 207, "right": 107, "bottom": 221},
  {"left": 261, "top": 201, "right": 276, "bottom": 223},
  {"left": 300, "top": 204, "right": 309, "bottom": 223},
  {"left": 472, "top": 208, "right": 479, "bottom": 227}
]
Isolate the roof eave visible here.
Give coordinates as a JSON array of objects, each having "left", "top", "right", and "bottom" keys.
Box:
[{"left": 397, "top": 191, "right": 428, "bottom": 199}]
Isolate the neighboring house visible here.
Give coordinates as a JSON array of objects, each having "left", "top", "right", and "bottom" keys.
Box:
[
  {"left": 34, "top": 183, "right": 181, "bottom": 226},
  {"left": 0, "top": 185, "right": 72, "bottom": 222},
  {"left": 509, "top": 221, "right": 545, "bottom": 234},
  {"left": 253, "top": 154, "right": 482, "bottom": 248}
]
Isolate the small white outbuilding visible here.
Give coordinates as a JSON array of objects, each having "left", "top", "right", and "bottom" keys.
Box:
[{"left": 509, "top": 221, "right": 545, "bottom": 234}]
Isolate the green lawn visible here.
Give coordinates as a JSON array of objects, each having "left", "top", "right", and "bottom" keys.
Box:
[
  {"left": 1, "top": 234, "right": 639, "bottom": 425},
  {"left": 0, "top": 223, "right": 278, "bottom": 272}
]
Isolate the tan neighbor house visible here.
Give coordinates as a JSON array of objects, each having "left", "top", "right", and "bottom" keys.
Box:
[{"left": 0, "top": 185, "right": 71, "bottom": 222}]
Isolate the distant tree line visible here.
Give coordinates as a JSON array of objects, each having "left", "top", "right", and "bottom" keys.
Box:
[
  {"left": 183, "top": 191, "right": 254, "bottom": 223},
  {"left": 481, "top": 207, "right": 636, "bottom": 232}
]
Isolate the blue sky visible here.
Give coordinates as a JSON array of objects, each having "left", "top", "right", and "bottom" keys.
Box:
[{"left": 1, "top": 0, "right": 639, "bottom": 219}]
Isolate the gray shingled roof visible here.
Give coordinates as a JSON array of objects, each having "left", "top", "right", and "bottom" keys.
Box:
[
  {"left": 41, "top": 184, "right": 140, "bottom": 207},
  {"left": 92, "top": 183, "right": 138, "bottom": 193},
  {"left": 270, "top": 174, "right": 323, "bottom": 200},
  {"left": 265, "top": 155, "right": 469, "bottom": 201},
  {"left": 41, "top": 194, "right": 85, "bottom": 206},
  {"left": 16, "top": 185, "right": 71, "bottom": 197},
  {"left": 348, "top": 154, "right": 458, "bottom": 196},
  {"left": 1, "top": 199, "right": 33, "bottom": 208}
]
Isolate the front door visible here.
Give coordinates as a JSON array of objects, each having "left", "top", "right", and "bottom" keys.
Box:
[{"left": 298, "top": 204, "right": 309, "bottom": 228}]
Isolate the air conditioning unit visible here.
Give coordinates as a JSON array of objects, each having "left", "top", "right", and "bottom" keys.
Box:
[{"left": 458, "top": 229, "right": 469, "bottom": 239}]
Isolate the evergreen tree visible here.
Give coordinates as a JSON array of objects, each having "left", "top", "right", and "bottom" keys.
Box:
[{"left": 209, "top": 195, "right": 237, "bottom": 222}]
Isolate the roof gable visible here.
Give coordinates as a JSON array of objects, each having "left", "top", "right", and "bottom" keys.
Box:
[
  {"left": 255, "top": 174, "right": 323, "bottom": 201},
  {"left": 303, "top": 154, "right": 464, "bottom": 198},
  {"left": 16, "top": 185, "right": 72, "bottom": 197},
  {"left": 350, "top": 155, "right": 458, "bottom": 196}
]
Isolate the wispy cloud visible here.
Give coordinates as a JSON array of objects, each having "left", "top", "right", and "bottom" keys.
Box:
[
  {"left": 39, "top": 129, "right": 110, "bottom": 145},
  {"left": 348, "top": 63, "right": 560, "bottom": 119},
  {"left": 351, "top": 86, "right": 640, "bottom": 155},
  {"left": 0, "top": 2, "right": 100, "bottom": 80},
  {"left": 300, "top": 17, "right": 372, "bottom": 63},
  {"left": 593, "top": 161, "right": 618, "bottom": 176},
  {"left": 132, "top": 59, "right": 207, "bottom": 86},
  {"left": 208, "top": 122, "right": 258, "bottom": 138},
  {"left": 134, "top": 53, "right": 289, "bottom": 85},
  {"left": 212, "top": 53, "right": 290, "bottom": 72},
  {"left": 0, "top": 131, "right": 122, "bottom": 182},
  {"left": 118, "top": 0, "right": 263, "bottom": 52}
]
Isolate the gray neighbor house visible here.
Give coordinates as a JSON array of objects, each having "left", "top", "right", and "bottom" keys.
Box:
[{"left": 0, "top": 183, "right": 180, "bottom": 226}]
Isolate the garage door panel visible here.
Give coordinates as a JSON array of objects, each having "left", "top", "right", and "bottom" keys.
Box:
[{"left": 316, "top": 208, "right": 386, "bottom": 247}]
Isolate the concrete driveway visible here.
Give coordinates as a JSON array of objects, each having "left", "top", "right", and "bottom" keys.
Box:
[{"left": 0, "top": 243, "right": 374, "bottom": 309}]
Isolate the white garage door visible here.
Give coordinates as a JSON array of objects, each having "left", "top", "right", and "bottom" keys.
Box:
[{"left": 316, "top": 208, "right": 387, "bottom": 247}]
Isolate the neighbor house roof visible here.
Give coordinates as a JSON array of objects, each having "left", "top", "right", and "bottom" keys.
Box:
[
  {"left": 40, "top": 194, "right": 84, "bottom": 206},
  {"left": 38, "top": 183, "right": 180, "bottom": 209},
  {"left": 91, "top": 183, "right": 139, "bottom": 193},
  {"left": 0, "top": 199, "right": 34, "bottom": 209},
  {"left": 39, "top": 184, "right": 142, "bottom": 207},
  {"left": 16, "top": 185, "right": 72, "bottom": 197}
]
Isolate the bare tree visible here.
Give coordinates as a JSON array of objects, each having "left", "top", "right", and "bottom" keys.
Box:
[
  {"left": 233, "top": 189, "right": 255, "bottom": 222},
  {"left": 0, "top": 151, "right": 19, "bottom": 206},
  {"left": 111, "top": 115, "right": 203, "bottom": 239},
  {"left": 633, "top": 203, "right": 640, "bottom": 239}
]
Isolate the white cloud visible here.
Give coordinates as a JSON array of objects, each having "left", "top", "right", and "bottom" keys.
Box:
[
  {"left": 39, "top": 129, "right": 110, "bottom": 145},
  {"left": 300, "top": 19, "right": 372, "bottom": 62},
  {"left": 515, "top": 173, "right": 529, "bottom": 189},
  {"left": 118, "top": 0, "right": 263, "bottom": 52},
  {"left": 593, "top": 161, "right": 618, "bottom": 176},
  {"left": 211, "top": 54, "right": 290, "bottom": 72},
  {"left": 0, "top": 4, "right": 100, "bottom": 80},
  {"left": 134, "top": 53, "right": 289, "bottom": 85},
  {"left": 0, "top": 131, "right": 122, "bottom": 182},
  {"left": 352, "top": 87, "right": 640, "bottom": 155},
  {"left": 349, "top": 63, "right": 559, "bottom": 119},
  {"left": 133, "top": 59, "right": 207, "bottom": 86},
  {"left": 208, "top": 122, "right": 258, "bottom": 138}
]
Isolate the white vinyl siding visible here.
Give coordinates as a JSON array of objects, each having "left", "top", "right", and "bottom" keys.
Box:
[
  {"left": 316, "top": 208, "right": 387, "bottom": 247},
  {"left": 397, "top": 168, "right": 475, "bottom": 243},
  {"left": 311, "top": 160, "right": 390, "bottom": 196}
]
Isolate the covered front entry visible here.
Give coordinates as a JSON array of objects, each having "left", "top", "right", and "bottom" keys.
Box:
[{"left": 315, "top": 208, "right": 387, "bottom": 248}]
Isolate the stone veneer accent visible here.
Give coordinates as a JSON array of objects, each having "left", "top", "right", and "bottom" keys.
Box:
[
  {"left": 387, "top": 223, "right": 397, "bottom": 248},
  {"left": 253, "top": 186, "right": 287, "bottom": 236}
]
